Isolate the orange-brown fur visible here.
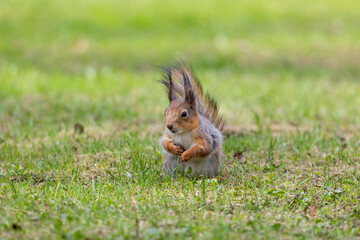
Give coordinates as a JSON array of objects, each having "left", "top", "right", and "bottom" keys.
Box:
[
  {"left": 161, "top": 134, "right": 184, "bottom": 155},
  {"left": 159, "top": 61, "right": 223, "bottom": 177},
  {"left": 164, "top": 99, "right": 199, "bottom": 134},
  {"left": 180, "top": 136, "right": 212, "bottom": 161},
  {"left": 159, "top": 61, "right": 224, "bottom": 130}
]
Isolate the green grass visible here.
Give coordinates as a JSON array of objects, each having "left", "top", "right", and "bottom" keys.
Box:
[{"left": 1, "top": 0, "right": 360, "bottom": 239}]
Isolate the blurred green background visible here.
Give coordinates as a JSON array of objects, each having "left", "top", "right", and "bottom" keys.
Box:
[
  {"left": 1, "top": 0, "right": 360, "bottom": 134},
  {"left": 1, "top": 1, "right": 360, "bottom": 239}
]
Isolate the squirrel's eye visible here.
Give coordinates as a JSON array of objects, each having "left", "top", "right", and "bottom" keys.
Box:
[{"left": 181, "top": 111, "right": 188, "bottom": 118}]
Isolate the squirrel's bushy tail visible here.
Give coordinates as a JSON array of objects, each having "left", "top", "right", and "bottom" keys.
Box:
[{"left": 159, "top": 61, "right": 224, "bottom": 130}]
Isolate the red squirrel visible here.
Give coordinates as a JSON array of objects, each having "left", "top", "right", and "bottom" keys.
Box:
[{"left": 159, "top": 61, "right": 224, "bottom": 177}]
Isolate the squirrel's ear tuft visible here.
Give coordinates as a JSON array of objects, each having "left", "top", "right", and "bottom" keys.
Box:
[
  {"left": 182, "top": 71, "right": 196, "bottom": 109},
  {"left": 168, "top": 72, "right": 177, "bottom": 102},
  {"left": 187, "top": 89, "right": 195, "bottom": 109}
]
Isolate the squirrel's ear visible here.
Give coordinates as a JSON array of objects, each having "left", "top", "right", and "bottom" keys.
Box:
[
  {"left": 182, "top": 71, "right": 196, "bottom": 109},
  {"left": 168, "top": 72, "right": 177, "bottom": 102},
  {"left": 187, "top": 89, "right": 196, "bottom": 109}
]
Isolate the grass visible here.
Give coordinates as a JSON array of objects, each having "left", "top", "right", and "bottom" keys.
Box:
[{"left": 1, "top": 0, "right": 360, "bottom": 239}]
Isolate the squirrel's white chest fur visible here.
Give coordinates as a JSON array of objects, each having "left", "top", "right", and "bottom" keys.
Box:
[{"left": 173, "top": 132, "right": 194, "bottom": 150}]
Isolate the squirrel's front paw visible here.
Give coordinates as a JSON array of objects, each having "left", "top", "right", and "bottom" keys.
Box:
[
  {"left": 180, "top": 152, "right": 192, "bottom": 162},
  {"left": 172, "top": 145, "right": 184, "bottom": 155}
]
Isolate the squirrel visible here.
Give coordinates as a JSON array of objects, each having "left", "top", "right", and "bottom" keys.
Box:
[{"left": 159, "top": 61, "right": 224, "bottom": 178}]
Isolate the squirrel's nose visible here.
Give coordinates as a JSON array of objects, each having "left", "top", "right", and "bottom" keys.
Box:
[{"left": 167, "top": 124, "right": 173, "bottom": 130}]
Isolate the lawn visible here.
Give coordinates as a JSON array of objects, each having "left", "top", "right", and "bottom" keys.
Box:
[{"left": 1, "top": 0, "right": 360, "bottom": 239}]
